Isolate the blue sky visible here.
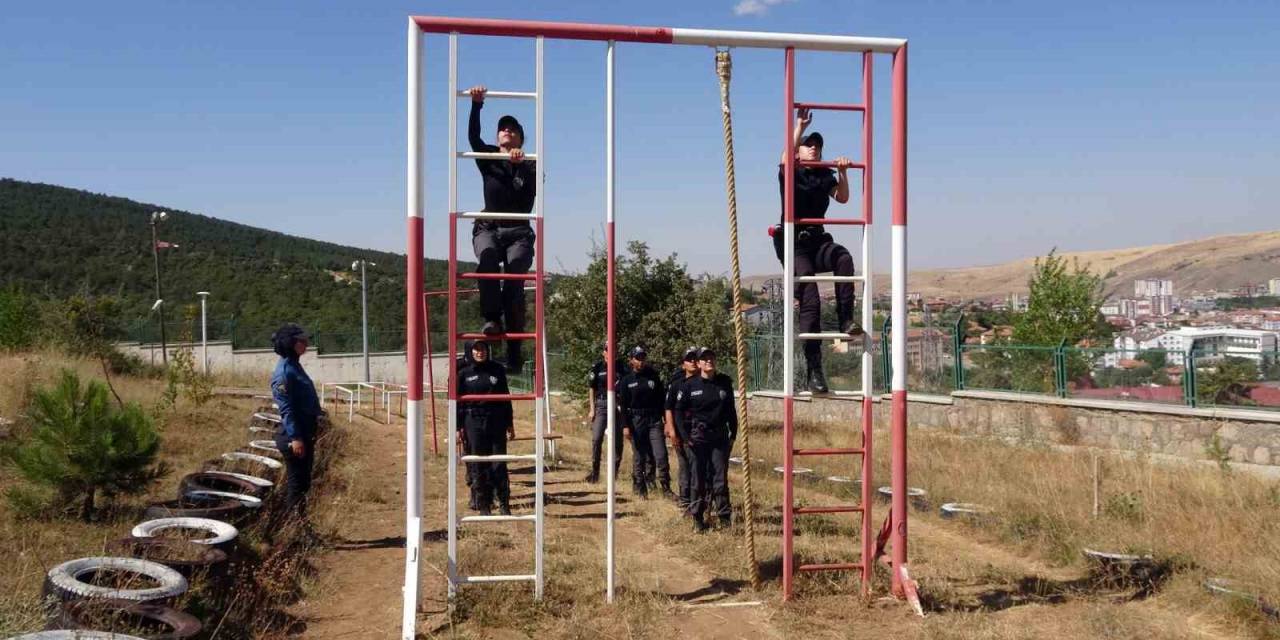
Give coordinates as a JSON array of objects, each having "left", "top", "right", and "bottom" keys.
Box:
[{"left": 2, "top": 0, "right": 1277, "bottom": 276}]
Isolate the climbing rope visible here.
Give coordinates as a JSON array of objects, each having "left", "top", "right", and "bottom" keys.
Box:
[{"left": 715, "top": 49, "right": 760, "bottom": 591}]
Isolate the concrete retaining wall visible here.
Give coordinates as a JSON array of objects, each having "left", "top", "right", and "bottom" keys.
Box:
[{"left": 116, "top": 341, "right": 450, "bottom": 386}]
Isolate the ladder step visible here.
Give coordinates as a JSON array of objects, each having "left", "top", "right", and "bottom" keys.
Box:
[
  {"left": 796, "top": 275, "right": 864, "bottom": 283},
  {"left": 797, "top": 332, "right": 858, "bottom": 340},
  {"left": 798, "top": 159, "right": 865, "bottom": 170},
  {"left": 456, "top": 90, "right": 536, "bottom": 100},
  {"left": 459, "top": 514, "right": 537, "bottom": 523},
  {"left": 459, "top": 272, "right": 538, "bottom": 281},
  {"left": 794, "top": 505, "right": 864, "bottom": 514},
  {"left": 797, "top": 562, "right": 863, "bottom": 572},
  {"left": 459, "top": 151, "right": 539, "bottom": 161},
  {"left": 458, "top": 211, "right": 538, "bottom": 221},
  {"left": 793, "top": 447, "right": 864, "bottom": 456},
  {"left": 795, "top": 390, "right": 869, "bottom": 398},
  {"left": 457, "top": 332, "right": 538, "bottom": 340},
  {"left": 794, "top": 101, "right": 866, "bottom": 112},
  {"left": 796, "top": 217, "right": 867, "bottom": 226},
  {"left": 460, "top": 453, "right": 538, "bottom": 463},
  {"left": 456, "top": 574, "right": 537, "bottom": 584},
  {"left": 459, "top": 393, "right": 538, "bottom": 402}
]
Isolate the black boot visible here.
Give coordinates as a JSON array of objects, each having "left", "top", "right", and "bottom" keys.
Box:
[
  {"left": 841, "top": 319, "right": 865, "bottom": 337},
  {"left": 482, "top": 320, "right": 504, "bottom": 336},
  {"left": 584, "top": 471, "right": 599, "bottom": 484},
  {"left": 498, "top": 498, "right": 512, "bottom": 516},
  {"left": 807, "top": 364, "right": 830, "bottom": 394}
]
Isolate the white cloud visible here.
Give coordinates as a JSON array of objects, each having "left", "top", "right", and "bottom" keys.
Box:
[{"left": 733, "top": 0, "right": 794, "bottom": 16}]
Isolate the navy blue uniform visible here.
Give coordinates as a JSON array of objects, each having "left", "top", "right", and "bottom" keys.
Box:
[
  {"left": 665, "top": 368, "right": 697, "bottom": 508},
  {"left": 470, "top": 101, "right": 537, "bottom": 371},
  {"left": 456, "top": 356, "right": 514, "bottom": 512},
  {"left": 616, "top": 365, "right": 668, "bottom": 495},
  {"left": 776, "top": 164, "right": 856, "bottom": 370},
  {"left": 271, "top": 356, "right": 323, "bottom": 515},
  {"left": 586, "top": 359, "right": 624, "bottom": 482},
  {"left": 675, "top": 373, "right": 738, "bottom": 525}
]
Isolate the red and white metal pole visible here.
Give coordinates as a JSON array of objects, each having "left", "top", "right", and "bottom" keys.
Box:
[
  {"left": 604, "top": 39, "right": 617, "bottom": 604},
  {"left": 781, "top": 46, "right": 797, "bottom": 601},
  {"left": 889, "top": 42, "right": 909, "bottom": 597},
  {"left": 859, "top": 51, "right": 875, "bottom": 594},
  {"left": 402, "top": 18, "right": 424, "bottom": 640}
]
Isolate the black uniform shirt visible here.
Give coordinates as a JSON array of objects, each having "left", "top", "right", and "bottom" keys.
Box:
[
  {"left": 470, "top": 102, "right": 536, "bottom": 224},
  {"left": 674, "top": 373, "right": 739, "bottom": 441},
  {"left": 588, "top": 359, "right": 625, "bottom": 401},
  {"left": 777, "top": 164, "right": 837, "bottom": 235},
  {"left": 616, "top": 365, "right": 666, "bottom": 418},
  {"left": 664, "top": 369, "right": 692, "bottom": 412},
  {"left": 455, "top": 359, "right": 513, "bottom": 427}
]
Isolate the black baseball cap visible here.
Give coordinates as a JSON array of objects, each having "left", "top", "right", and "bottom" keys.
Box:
[
  {"left": 682, "top": 347, "right": 700, "bottom": 362},
  {"left": 629, "top": 346, "right": 647, "bottom": 360},
  {"left": 497, "top": 115, "right": 525, "bottom": 140},
  {"left": 696, "top": 347, "right": 717, "bottom": 361},
  {"left": 800, "top": 132, "right": 823, "bottom": 148}
]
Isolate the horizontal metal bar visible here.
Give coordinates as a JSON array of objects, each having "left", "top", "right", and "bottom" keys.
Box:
[
  {"left": 459, "top": 514, "right": 537, "bottom": 523},
  {"left": 794, "top": 505, "right": 864, "bottom": 514},
  {"left": 454, "top": 573, "right": 537, "bottom": 584},
  {"left": 794, "top": 101, "right": 865, "bottom": 112},
  {"left": 510, "top": 434, "right": 564, "bottom": 441},
  {"left": 459, "top": 272, "right": 538, "bottom": 281},
  {"left": 797, "top": 562, "right": 863, "bottom": 572},
  {"left": 793, "top": 390, "right": 869, "bottom": 399},
  {"left": 458, "top": 151, "right": 539, "bottom": 161},
  {"left": 796, "top": 275, "right": 864, "bottom": 283},
  {"left": 793, "top": 447, "right": 864, "bottom": 456},
  {"left": 671, "top": 28, "right": 905, "bottom": 53},
  {"left": 795, "top": 217, "right": 866, "bottom": 226},
  {"left": 460, "top": 453, "right": 538, "bottom": 463},
  {"left": 459, "top": 393, "right": 538, "bottom": 402},
  {"left": 797, "top": 332, "right": 859, "bottom": 340},
  {"left": 457, "top": 211, "right": 538, "bottom": 220},
  {"left": 456, "top": 332, "right": 538, "bottom": 340},
  {"left": 455, "top": 89, "right": 536, "bottom": 100},
  {"left": 798, "top": 160, "right": 865, "bottom": 170}
]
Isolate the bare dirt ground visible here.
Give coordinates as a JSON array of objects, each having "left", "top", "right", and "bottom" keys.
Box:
[{"left": 298, "top": 397, "right": 1268, "bottom": 640}]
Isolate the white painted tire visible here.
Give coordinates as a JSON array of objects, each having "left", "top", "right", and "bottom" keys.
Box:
[
  {"left": 44, "top": 556, "right": 187, "bottom": 603},
  {"left": 252, "top": 412, "right": 282, "bottom": 424},
  {"left": 827, "top": 475, "right": 855, "bottom": 483},
  {"left": 877, "top": 486, "right": 927, "bottom": 499},
  {"left": 248, "top": 425, "right": 275, "bottom": 434},
  {"left": 729, "top": 456, "right": 744, "bottom": 465},
  {"left": 10, "top": 632, "right": 148, "bottom": 639},
  {"left": 221, "top": 451, "right": 283, "bottom": 470},
  {"left": 200, "top": 470, "right": 274, "bottom": 489},
  {"left": 132, "top": 517, "right": 239, "bottom": 546},
  {"left": 247, "top": 440, "right": 282, "bottom": 456},
  {"left": 773, "top": 466, "right": 813, "bottom": 475},
  {"left": 183, "top": 490, "right": 263, "bottom": 509},
  {"left": 940, "top": 502, "right": 993, "bottom": 519}
]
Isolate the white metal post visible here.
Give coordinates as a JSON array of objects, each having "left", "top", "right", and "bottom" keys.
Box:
[
  {"left": 533, "top": 34, "right": 546, "bottom": 601},
  {"left": 604, "top": 39, "right": 617, "bottom": 604},
  {"left": 446, "top": 31, "right": 460, "bottom": 600},
  {"left": 361, "top": 260, "right": 371, "bottom": 382},
  {"left": 401, "top": 18, "right": 424, "bottom": 640},
  {"left": 197, "top": 291, "right": 209, "bottom": 375}
]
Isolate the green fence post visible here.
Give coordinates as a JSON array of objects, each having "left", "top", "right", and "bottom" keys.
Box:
[
  {"left": 1055, "top": 338, "right": 1068, "bottom": 398},
  {"left": 1184, "top": 349, "right": 1198, "bottom": 408},
  {"left": 952, "top": 314, "right": 964, "bottom": 391}
]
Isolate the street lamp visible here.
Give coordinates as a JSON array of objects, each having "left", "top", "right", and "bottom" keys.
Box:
[
  {"left": 352, "top": 259, "right": 377, "bottom": 382},
  {"left": 150, "top": 211, "right": 169, "bottom": 365},
  {"left": 196, "top": 291, "right": 210, "bottom": 375}
]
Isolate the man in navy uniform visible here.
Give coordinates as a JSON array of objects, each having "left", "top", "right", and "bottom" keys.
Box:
[
  {"left": 674, "top": 347, "right": 738, "bottom": 531},
  {"left": 615, "top": 346, "right": 668, "bottom": 499},
  {"left": 270, "top": 323, "right": 324, "bottom": 518}
]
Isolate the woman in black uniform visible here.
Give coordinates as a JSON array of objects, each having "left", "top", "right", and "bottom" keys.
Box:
[
  {"left": 456, "top": 340, "right": 516, "bottom": 515},
  {"left": 776, "top": 106, "right": 862, "bottom": 394},
  {"left": 467, "top": 85, "right": 537, "bottom": 375}
]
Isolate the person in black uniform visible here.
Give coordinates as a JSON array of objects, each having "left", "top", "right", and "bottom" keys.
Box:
[
  {"left": 269, "top": 323, "right": 324, "bottom": 519},
  {"left": 585, "top": 344, "right": 623, "bottom": 484},
  {"left": 664, "top": 346, "right": 700, "bottom": 509},
  {"left": 674, "top": 347, "right": 738, "bottom": 531},
  {"left": 615, "top": 346, "right": 669, "bottom": 499},
  {"left": 455, "top": 340, "right": 516, "bottom": 515},
  {"left": 774, "top": 106, "right": 862, "bottom": 394},
  {"left": 468, "top": 85, "right": 537, "bottom": 374}
]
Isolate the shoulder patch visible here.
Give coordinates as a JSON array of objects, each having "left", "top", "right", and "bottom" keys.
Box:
[
  {"left": 647, "top": 380, "right": 656, "bottom": 389},
  {"left": 489, "top": 375, "right": 498, "bottom": 384},
  {"left": 274, "top": 382, "right": 288, "bottom": 396}
]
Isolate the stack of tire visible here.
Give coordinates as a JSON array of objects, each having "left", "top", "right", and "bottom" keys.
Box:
[{"left": 6, "top": 408, "right": 285, "bottom": 639}]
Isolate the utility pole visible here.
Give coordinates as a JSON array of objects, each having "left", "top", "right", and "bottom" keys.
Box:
[
  {"left": 150, "top": 211, "right": 169, "bottom": 365},
  {"left": 353, "top": 259, "right": 376, "bottom": 382},
  {"left": 197, "top": 291, "right": 210, "bottom": 374}
]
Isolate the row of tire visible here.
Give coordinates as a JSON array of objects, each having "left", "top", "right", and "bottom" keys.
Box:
[{"left": 6, "top": 408, "right": 286, "bottom": 640}]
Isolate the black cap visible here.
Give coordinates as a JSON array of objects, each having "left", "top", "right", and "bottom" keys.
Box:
[
  {"left": 800, "top": 131, "right": 823, "bottom": 148},
  {"left": 628, "top": 346, "right": 647, "bottom": 360},
  {"left": 682, "top": 346, "right": 700, "bottom": 362},
  {"left": 696, "top": 347, "right": 717, "bottom": 361},
  {"left": 469, "top": 340, "right": 490, "bottom": 354},
  {"left": 271, "top": 323, "right": 310, "bottom": 358},
  {"left": 497, "top": 115, "right": 525, "bottom": 140}
]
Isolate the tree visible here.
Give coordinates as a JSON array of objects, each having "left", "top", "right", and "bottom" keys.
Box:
[
  {"left": 547, "top": 241, "right": 735, "bottom": 399},
  {"left": 2, "top": 370, "right": 169, "bottom": 520},
  {"left": 1011, "top": 251, "right": 1108, "bottom": 392},
  {"left": 1197, "top": 356, "right": 1260, "bottom": 406},
  {"left": 0, "top": 286, "right": 39, "bottom": 351}
]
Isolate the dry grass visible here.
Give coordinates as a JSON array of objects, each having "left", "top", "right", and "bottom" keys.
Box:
[{"left": 0, "top": 351, "right": 351, "bottom": 638}]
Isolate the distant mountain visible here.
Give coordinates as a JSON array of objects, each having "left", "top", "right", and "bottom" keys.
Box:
[
  {"left": 0, "top": 178, "right": 471, "bottom": 348},
  {"left": 744, "top": 230, "right": 1280, "bottom": 302}
]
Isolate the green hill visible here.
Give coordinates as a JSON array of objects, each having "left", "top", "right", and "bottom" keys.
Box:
[{"left": 0, "top": 178, "right": 471, "bottom": 351}]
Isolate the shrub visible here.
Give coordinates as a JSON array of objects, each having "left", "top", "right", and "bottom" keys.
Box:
[{"left": 2, "top": 369, "right": 169, "bottom": 521}]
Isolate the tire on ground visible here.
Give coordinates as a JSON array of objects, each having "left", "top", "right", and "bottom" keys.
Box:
[
  {"left": 42, "top": 557, "right": 188, "bottom": 603},
  {"left": 131, "top": 517, "right": 239, "bottom": 547},
  {"left": 142, "top": 495, "right": 246, "bottom": 523},
  {"left": 104, "top": 537, "right": 228, "bottom": 577},
  {"left": 10, "top": 631, "right": 147, "bottom": 639},
  {"left": 52, "top": 598, "right": 201, "bottom": 640},
  {"left": 177, "top": 471, "right": 270, "bottom": 499}
]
